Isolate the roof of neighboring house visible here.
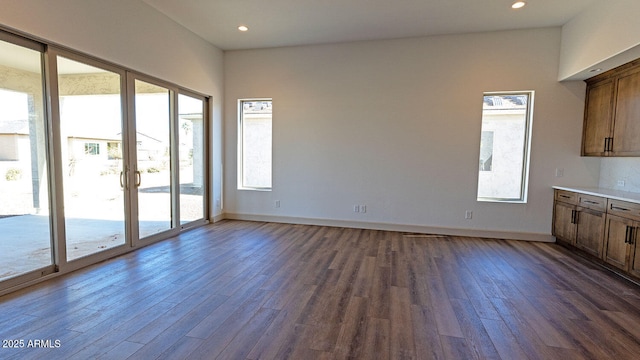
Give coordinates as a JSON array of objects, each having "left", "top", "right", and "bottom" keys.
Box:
[
  {"left": 0, "top": 120, "right": 164, "bottom": 144},
  {"left": 66, "top": 125, "right": 121, "bottom": 141},
  {"left": 483, "top": 95, "right": 528, "bottom": 110},
  {"left": 116, "top": 131, "right": 162, "bottom": 143},
  {"left": 0, "top": 120, "right": 29, "bottom": 135}
]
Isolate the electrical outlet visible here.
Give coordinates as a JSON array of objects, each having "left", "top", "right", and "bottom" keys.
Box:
[
  {"left": 354, "top": 205, "right": 360, "bottom": 213},
  {"left": 361, "top": 205, "right": 366, "bottom": 213},
  {"left": 555, "top": 168, "right": 564, "bottom": 177},
  {"left": 275, "top": 200, "right": 281, "bottom": 208},
  {"left": 465, "top": 210, "right": 473, "bottom": 219},
  {"left": 617, "top": 180, "right": 626, "bottom": 187}
]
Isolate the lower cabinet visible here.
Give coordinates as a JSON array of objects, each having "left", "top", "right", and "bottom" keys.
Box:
[
  {"left": 553, "top": 189, "right": 640, "bottom": 280},
  {"left": 631, "top": 230, "right": 640, "bottom": 279},
  {"left": 552, "top": 190, "right": 605, "bottom": 258},
  {"left": 603, "top": 215, "right": 634, "bottom": 270},
  {"left": 575, "top": 208, "right": 606, "bottom": 258},
  {"left": 553, "top": 201, "right": 577, "bottom": 244},
  {"left": 603, "top": 214, "right": 640, "bottom": 277}
]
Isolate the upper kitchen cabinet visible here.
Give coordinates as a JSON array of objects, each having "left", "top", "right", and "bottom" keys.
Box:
[
  {"left": 582, "top": 60, "right": 640, "bottom": 157},
  {"left": 612, "top": 67, "right": 640, "bottom": 155},
  {"left": 583, "top": 78, "right": 614, "bottom": 156}
]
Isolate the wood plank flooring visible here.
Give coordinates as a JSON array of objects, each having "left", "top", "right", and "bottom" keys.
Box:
[{"left": 1, "top": 220, "right": 640, "bottom": 359}]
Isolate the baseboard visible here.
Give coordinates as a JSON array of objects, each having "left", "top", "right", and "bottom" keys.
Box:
[{"left": 222, "top": 212, "right": 555, "bottom": 242}]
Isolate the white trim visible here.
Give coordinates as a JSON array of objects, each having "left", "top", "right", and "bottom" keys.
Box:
[
  {"left": 237, "top": 98, "right": 273, "bottom": 190},
  {"left": 477, "top": 91, "right": 534, "bottom": 203},
  {"left": 222, "top": 212, "right": 555, "bottom": 242}
]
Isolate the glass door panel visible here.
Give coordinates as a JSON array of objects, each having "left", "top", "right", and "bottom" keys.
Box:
[
  {"left": 57, "top": 56, "right": 126, "bottom": 261},
  {"left": 134, "top": 80, "right": 173, "bottom": 238},
  {"left": 0, "top": 39, "right": 52, "bottom": 280},
  {"left": 178, "top": 94, "right": 205, "bottom": 224}
]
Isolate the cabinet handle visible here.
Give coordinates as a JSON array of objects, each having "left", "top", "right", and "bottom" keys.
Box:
[
  {"left": 582, "top": 200, "right": 599, "bottom": 205},
  {"left": 603, "top": 137, "right": 614, "bottom": 152},
  {"left": 560, "top": 195, "right": 570, "bottom": 199},
  {"left": 611, "top": 205, "right": 631, "bottom": 212},
  {"left": 571, "top": 210, "right": 578, "bottom": 224},
  {"left": 631, "top": 227, "right": 636, "bottom": 246},
  {"left": 625, "top": 226, "right": 631, "bottom": 244}
]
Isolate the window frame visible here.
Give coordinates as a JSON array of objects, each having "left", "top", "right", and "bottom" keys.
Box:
[
  {"left": 237, "top": 98, "right": 273, "bottom": 191},
  {"left": 476, "top": 91, "right": 534, "bottom": 203}
]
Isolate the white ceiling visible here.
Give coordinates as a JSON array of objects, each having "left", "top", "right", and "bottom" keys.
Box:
[{"left": 141, "top": 0, "right": 599, "bottom": 51}]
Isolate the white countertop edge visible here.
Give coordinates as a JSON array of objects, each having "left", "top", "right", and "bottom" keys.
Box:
[{"left": 553, "top": 186, "right": 640, "bottom": 205}]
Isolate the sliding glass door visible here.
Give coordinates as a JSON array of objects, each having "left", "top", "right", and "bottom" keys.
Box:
[
  {"left": 56, "top": 55, "right": 128, "bottom": 261},
  {"left": 178, "top": 94, "right": 205, "bottom": 225},
  {"left": 132, "top": 79, "right": 174, "bottom": 239},
  {"left": 0, "top": 35, "right": 54, "bottom": 282},
  {"left": 0, "top": 29, "right": 209, "bottom": 292},
  {"left": 129, "top": 79, "right": 208, "bottom": 239}
]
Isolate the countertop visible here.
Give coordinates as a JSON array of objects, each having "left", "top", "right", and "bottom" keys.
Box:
[{"left": 553, "top": 186, "right": 640, "bottom": 205}]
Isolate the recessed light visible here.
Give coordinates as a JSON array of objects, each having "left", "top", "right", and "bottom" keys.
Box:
[
  {"left": 238, "top": 25, "right": 249, "bottom": 32},
  {"left": 589, "top": 68, "right": 603, "bottom": 73},
  {"left": 512, "top": 1, "right": 526, "bottom": 9}
]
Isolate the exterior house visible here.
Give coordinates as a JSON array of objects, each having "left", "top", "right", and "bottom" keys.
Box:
[
  {"left": 0, "top": 119, "right": 29, "bottom": 162},
  {"left": 66, "top": 135, "right": 121, "bottom": 176}
]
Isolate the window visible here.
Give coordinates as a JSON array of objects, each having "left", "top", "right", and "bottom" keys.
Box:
[
  {"left": 477, "top": 92, "right": 534, "bottom": 202},
  {"left": 238, "top": 99, "right": 272, "bottom": 189},
  {"left": 107, "top": 142, "right": 121, "bottom": 160},
  {"left": 84, "top": 142, "right": 100, "bottom": 155}
]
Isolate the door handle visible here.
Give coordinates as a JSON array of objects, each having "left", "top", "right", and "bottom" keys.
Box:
[
  {"left": 120, "top": 169, "right": 130, "bottom": 189},
  {"left": 135, "top": 170, "right": 141, "bottom": 187}
]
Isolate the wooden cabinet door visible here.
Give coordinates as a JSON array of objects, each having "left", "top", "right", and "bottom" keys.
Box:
[
  {"left": 603, "top": 215, "right": 633, "bottom": 271},
  {"left": 628, "top": 225, "right": 640, "bottom": 278},
  {"left": 575, "top": 208, "right": 606, "bottom": 258},
  {"left": 553, "top": 202, "right": 576, "bottom": 245},
  {"left": 582, "top": 79, "right": 614, "bottom": 156},
  {"left": 612, "top": 69, "right": 640, "bottom": 156}
]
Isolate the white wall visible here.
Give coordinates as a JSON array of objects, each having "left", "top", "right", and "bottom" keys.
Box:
[
  {"left": 559, "top": 0, "right": 640, "bottom": 80},
  {"left": 224, "top": 27, "right": 601, "bottom": 241},
  {"left": 0, "top": 0, "right": 225, "bottom": 218},
  {"left": 600, "top": 158, "right": 640, "bottom": 193},
  {"left": 558, "top": 0, "right": 640, "bottom": 195}
]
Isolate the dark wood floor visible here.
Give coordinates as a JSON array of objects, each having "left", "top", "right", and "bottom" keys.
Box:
[{"left": 1, "top": 220, "right": 640, "bottom": 359}]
